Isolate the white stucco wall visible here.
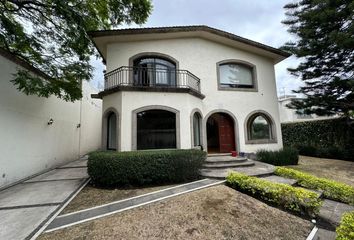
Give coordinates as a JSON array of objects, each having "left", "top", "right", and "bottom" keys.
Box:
[
  {"left": 278, "top": 98, "right": 298, "bottom": 123},
  {"left": 0, "top": 55, "right": 102, "bottom": 189},
  {"left": 103, "top": 37, "right": 283, "bottom": 153}
]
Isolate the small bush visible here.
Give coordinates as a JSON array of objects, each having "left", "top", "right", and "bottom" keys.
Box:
[
  {"left": 226, "top": 171, "right": 322, "bottom": 216},
  {"left": 336, "top": 211, "right": 354, "bottom": 240},
  {"left": 88, "top": 149, "right": 206, "bottom": 186},
  {"left": 275, "top": 167, "right": 354, "bottom": 205},
  {"left": 296, "top": 145, "right": 318, "bottom": 157},
  {"left": 256, "top": 147, "right": 299, "bottom": 165}
]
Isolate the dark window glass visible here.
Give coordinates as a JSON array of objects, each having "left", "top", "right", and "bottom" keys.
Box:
[
  {"left": 107, "top": 112, "right": 117, "bottom": 150},
  {"left": 219, "top": 63, "right": 254, "bottom": 88},
  {"left": 133, "top": 57, "right": 176, "bottom": 86},
  {"left": 193, "top": 112, "right": 201, "bottom": 146},
  {"left": 137, "top": 110, "right": 176, "bottom": 150},
  {"left": 249, "top": 115, "right": 271, "bottom": 140}
]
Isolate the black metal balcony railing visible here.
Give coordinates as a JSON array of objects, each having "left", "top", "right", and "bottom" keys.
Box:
[{"left": 104, "top": 66, "right": 201, "bottom": 93}]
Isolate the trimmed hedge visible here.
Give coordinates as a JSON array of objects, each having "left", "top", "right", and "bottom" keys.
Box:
[
  {"left": 275, "top": 167, "right": 354, "bottom": 205},
  {"left": 281, "top": 118, "right": 354, "bottom": 161},
  {"left": 88, "top": 149, "right": 206, "bottom": 186},
  {"left": 256, "top": 147, "right": 299, "bottom": 165},
  {"left": 336, "top": 211, "right": 354, "bottom": 240},
  {"left": 226, "top": 171, "right": 322, "bottom": 216}
]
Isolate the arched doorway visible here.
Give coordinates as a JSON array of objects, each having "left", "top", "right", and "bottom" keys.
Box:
[
  {"left": 107, "top": 112, "right": 117, "bottom": 150},
  {"left": 137, "top": 109, "right": 176, "bottom": 150},
  {"left": 206, "top": 113, "right": 236, "bottom": 153}
]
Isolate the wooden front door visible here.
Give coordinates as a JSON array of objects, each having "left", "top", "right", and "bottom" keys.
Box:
[{"left": 218, "top": 114, "right": 235, "bottom": 153}]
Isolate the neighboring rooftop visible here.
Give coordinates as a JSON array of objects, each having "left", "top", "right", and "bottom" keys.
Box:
[
  {"left": 0, "top": 48, "right": 49, "bottom": 79},
  {"left": 88, "top": 25, "right": 291, "bottom": 64}
]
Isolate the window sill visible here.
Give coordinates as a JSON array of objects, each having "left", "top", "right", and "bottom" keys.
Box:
[
  {"left": 218, "top": 86, "right": 258, "bottom": 92},
  {"left": 245, "top": 139, "right": 277, "bottom": 144}
]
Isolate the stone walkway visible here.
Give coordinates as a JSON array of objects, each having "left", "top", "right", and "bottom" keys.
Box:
[
  {"left": 200, "top": 155, "right": 275, "bottom": 179},
  {"left": 200, "top": 155, "right": 354, "bottom": 240},
  {"left": 260, "top": 173, "right": 354, "bottom": 240},
  {"left": 0, "top": 156, "right": 89, "bottom": 240},
  {"left": 44, "top": 178, "right": 224, "bottom": 233}
]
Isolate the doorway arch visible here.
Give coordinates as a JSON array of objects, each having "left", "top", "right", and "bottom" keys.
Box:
[{"left": 205, "top": 111, "right": 237, "bottom": 153}]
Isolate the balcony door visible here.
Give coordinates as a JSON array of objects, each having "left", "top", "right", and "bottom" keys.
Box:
[{"left": 133, "top": 57, "right": 176, "bottom": 87}]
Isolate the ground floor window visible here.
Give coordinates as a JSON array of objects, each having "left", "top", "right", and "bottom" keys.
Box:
[
  {"left": 246, "top": 112, "right": 276, "bottom": 143},
  {"left": 107, "top": 112, "right": 117, "bottom": 150},
  {"left": 193, "top": 112, "right": 202, "bottom": 147},
  {"left": 137, "top": 109, "right": 176, "bottom": 150}
]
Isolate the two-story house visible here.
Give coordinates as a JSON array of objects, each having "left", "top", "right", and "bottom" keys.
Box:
[{"left": 89, "top": 26, "right": 290, "bottom": 154}]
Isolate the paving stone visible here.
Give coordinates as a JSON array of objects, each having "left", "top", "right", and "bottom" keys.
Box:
[
  {"left": 313, "top": 228, "right": 336, "bottom": 240},
  {"left": 261, "top": 175, "right": 297, "bottom": 185},
  {"left": 200, "top": 161, "right": 275, "bottom": 179},
  {"left": 58, "top": 159, "right": 88, "bottom": 168},
  {"left": 26, "top": 168, "right": 88, "bottom": 182},
  {"left": 0, "top": 179, "right": 85, "bottom": 208},
  {"left": 318, "top": 199, "right": 354, "bottom": 227},
  {"left": 205, "top": 156, "right": 248, "bottom": 163},
  {"left": 0, "top": 206, "right": 58, "bottom": 240},
  {"left": 45, "top": 178, "right": 224, "bottom": 232},
  {"left": 202, "top": 161, "right": 255, "bottom": 168}
]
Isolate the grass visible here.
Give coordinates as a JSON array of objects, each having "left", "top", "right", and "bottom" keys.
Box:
[
  {"left": 288, "top": 155, "right": 354, "bottom": 187},
  {"left": 39, "top": 185, "right": 312, "bottom": 240}
]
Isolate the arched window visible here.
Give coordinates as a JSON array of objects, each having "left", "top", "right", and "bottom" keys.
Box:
[
  {"left": 246, "top": 112, "right": 276, "bottom": 143},
  {"left": 137, "top": 109, "right": 176, "bottom": 150},
  {"left": 133, "top": 57, "right": 176, "bottom": 86},
  {"left": 218, "top": 61, "right": 256, "bottom": 89},
  {"left": 192, "top": 112, "right": 202, "bottom": 147},
  {"left": 107, "top": 112, "right": 117, "bottom": 150}
]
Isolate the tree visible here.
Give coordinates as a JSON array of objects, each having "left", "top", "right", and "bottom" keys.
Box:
[
  {"left": 282, "top": 0, "right": 354, "bottom": 119},
  {"left": 0, "top": 0, "right": 152, "bottom": 101}
]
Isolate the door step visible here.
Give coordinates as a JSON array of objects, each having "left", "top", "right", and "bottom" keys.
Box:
[
  {"left": 203, "top": 161, "right": 255, "bottom": 169},
  {"left": 205, "top": 156, "right": 248, "bottom": 164},
  {"left": 207, "top": 153, "right": 232, "bottom": 157}
]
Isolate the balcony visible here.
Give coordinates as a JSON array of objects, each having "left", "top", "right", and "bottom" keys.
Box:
[{"left": 100, "top": 66, "right": 204, "bottom": 99}]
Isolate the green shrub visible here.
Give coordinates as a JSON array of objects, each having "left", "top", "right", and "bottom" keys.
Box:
[
  {"left": 88, "top": 149, "right": 206, "bottom": 186},
  {"left": 336, "top": 211, "right": 354, "bottom": 240},
  {"left": 281, "top": 118, "right": 354, "bottom": 161},
  {"left": 296, "top": 145, "right": 318, "bottom": 157},
  {"left": 226, "top": 171, "right": 322, "bottom": 216},
  {"left": 275, "top": 167, "right": 354, "bottom": 205},
  {"left": 256, "top": 147, "right": 299, "bottom": 165}
]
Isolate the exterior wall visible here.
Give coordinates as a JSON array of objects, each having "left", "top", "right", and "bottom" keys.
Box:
[
  {"left": 79, "top": 82, "right": 103, "bottom": 155},
  {"left": 103, "top": 37, "right": 283, "bottom": 153},
  {"left": 278, "top": 98, "right": 300, "bottom": 122},
  {"left": 0, "top": 55, "right": 102, "bottom": 189},
  {"left": 278, "top": 98, "right": 337, "bottom": 123}
]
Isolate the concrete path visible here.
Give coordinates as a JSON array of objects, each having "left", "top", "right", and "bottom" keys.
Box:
[
  {"left": 318, "top": 199, "right": 354, "bottom": 229},
  {"left": 45, "top": 178, "right": 224, "bottom": 233},
  {"left": 313, "top": 228, "right": 337, "bottom": 240},
  {"left": 0, "top": 156, "right": 89, "bottom": 240}
]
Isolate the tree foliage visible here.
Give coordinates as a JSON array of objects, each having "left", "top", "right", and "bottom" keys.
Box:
[
  {"left": 0, "top": 0, "right": 152, "bottom": 101},
  {"left": 282, "top": 0, "right": 354, "bottom": 118}
]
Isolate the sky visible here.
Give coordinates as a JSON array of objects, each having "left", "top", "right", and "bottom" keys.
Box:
[{"left": 91, "top": 0, "right": 302, "bottom": 97}]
